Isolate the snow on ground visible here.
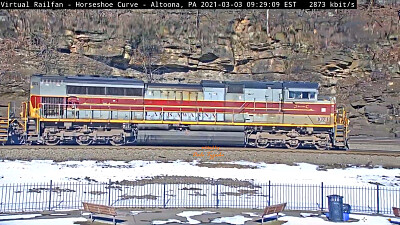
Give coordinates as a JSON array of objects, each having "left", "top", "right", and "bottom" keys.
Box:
[
  {"left": 242, "top": 212, "right": 259, "bottom": 217},
  {"left": 152, "top": 211, "right": 216, "bottom": 224},
  {"left": 389, "top": 218, "right": 400, "bottom": 223},
  {"left": 0, "top": 160, "right": 399, "bottom": 186},
  {"left": 0, "top": 214, "right": 395, "bottom": 225},
  {"left": 283, "top": 214, "right": 393, "bottom": 225},
  {"left": 0, "top": 217, "right": 87, "bottom": 225},
  {"left": 0, "top": 214, "right": 41, "bottom": 220},
  {"left": 152, "top": 219, "right": 183, "bottom": 224},
  {"left": 176, "top": 211, "right": 216, "bottom": 224},
  {"left": 211, "top": 215, "right": 252, "bottom": 224},
  {"left": 130, "top": 211, "right": 144, "bottom": 216},
  {"left": 152, "top": 213, "right": 394, "bottom": 225}
]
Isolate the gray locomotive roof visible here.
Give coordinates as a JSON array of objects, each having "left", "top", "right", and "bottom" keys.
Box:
[
  {"left": 223, "top": 81, "right": 318, "bottom": 89},
  {"left": 32, "top": 75, "right": 318, "bottom": 89},
  {"left": 32, "top": 74, "right": 144, "bottom": 85},
  {"left": 226, "top": 81, "right": 283, "bottom": 89},
  {"left": 200, "top": 80, "right": 226, "bottom": 88},
  {"left": 147, "top": 83, "right": 202, "bottom": 89},
  {"left": 282, "top": 81, "right": 319, "bottom": 89}
]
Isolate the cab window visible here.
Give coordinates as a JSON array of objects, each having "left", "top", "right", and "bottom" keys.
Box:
[{"left": 288, "top": 91, "right": 316, "bottom": 100}]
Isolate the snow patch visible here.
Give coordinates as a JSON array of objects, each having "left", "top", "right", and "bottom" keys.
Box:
[
  {"left": 0, "top": 217, "right": 87, "bottom": 225},
  {"left": 0, "top": 214, "right": 41, "bottom": 220},
  {"left": 211, "top": 215, "right": 252, "bottom": 225},
  {"left": 242, "top": 212, "right": 259, "bottom": 217},
  {"left": 0, "top": 160, "right": 399, "bottom": 186},
  {"left": 283, "top": 214, "right": 393, "bottom": 225},
  {"left": 176, "top": 211, "right": 216, "bottom": 224},
  {"left": 152, "top": 219, "right": 183, "bottom": 224}
]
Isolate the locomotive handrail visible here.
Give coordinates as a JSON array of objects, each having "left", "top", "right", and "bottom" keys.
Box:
[
  {"left": 238, "top": 102, "right": 249, "bottom": 113},
  {"left": 24, "top": 102, "right": 28, "bottom": 133},
  {"left": 37, "top": 102, "right": 325, "bottom": 120},
  {"left": 38, "top": 102, "right": 245, "bottom": 112},
  {"left": 37, "top": 102, "right": 320, "bottom": 113},
  {"left": 36, "top": 102, "right": 336, "bottom": 131}
]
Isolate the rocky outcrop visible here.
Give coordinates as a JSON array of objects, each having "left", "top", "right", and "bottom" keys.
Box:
[{"left": 0, "top": 8, "right": 399, "bottom": 137}]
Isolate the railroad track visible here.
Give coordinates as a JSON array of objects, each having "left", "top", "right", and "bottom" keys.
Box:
[{"left": 1, "top": 145, "right": 399, "bottom": 157}]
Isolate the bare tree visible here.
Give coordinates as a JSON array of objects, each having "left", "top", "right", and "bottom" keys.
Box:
[
  {"left": 126, "top": 13, "right": 164, "bottom": 82},
  {"left": 138, "top": 41, "right": 162, "bottom": 82}
]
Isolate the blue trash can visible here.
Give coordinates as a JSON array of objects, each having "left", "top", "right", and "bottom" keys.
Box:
[
  {"left": 327, "top": 195, "right": 344, "bottom": 222},
  {"left": 343, "top": 204, "right": 351, "bottom": 213},
  {"left": 342, "top": 203, "right": 351, "bottom": 221},
  {"left": 343, "top": 213, "right": 349, "bottom": 221}
]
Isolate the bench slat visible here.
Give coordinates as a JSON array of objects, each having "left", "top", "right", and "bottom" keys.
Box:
[
  {"left": 82, "top": 202, "right": 117, "bottom": 216},
  {"left": 262, "top": 203, "right": 287, "bottom": 217}
]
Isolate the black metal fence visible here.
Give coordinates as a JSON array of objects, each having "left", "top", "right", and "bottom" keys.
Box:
[{"left": 0, "top": 180, "right": 399, "bottom": 215}]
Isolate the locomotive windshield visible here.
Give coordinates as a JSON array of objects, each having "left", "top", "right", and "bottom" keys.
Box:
[{"left": 288, "top": 91, "right": 316, "bottom": 100}]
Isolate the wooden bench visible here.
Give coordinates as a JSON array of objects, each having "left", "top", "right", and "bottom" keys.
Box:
[
  {"left": 394, "top": 207, "right": 400, "bottom": 217},
  {"left": 261, "top": 203, "right": 287, "bottom": 224},
  {"left": 82, "top": 202, "right": 118, "bottom": 225}
]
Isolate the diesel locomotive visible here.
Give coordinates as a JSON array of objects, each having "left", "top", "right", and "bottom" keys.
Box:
[{"left": 0, "top": 74, "right": 349, "bottom": 149}]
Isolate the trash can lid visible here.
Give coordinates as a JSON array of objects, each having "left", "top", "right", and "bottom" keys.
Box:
[
  {"left": 327, "top": 195, "right": 344, "bottom": 201},
  {"left": 327, "top": 195, "right": 343, "bottom": 198}
]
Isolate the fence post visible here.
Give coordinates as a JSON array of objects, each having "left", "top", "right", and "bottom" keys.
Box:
[
  {"left": 163, "top": 183, "right": 166, "bottom": 208},
  {"left": 376, "top": 184, "right": 380, "bottom": 214},
  {"left": 216, "top": 182, "right": 219, "bottom": 208},
  {"left": 108, "top": 179, "right": 111, "bottom": 206},
  {"left": 268, "top": 180, "right": 271, "bottom": 206},
  {"left": 321, "top": 182, "right": 324, "bottom": 211},
  {"left": 48, "top": 180, "right": 52, "bottom": 211}
]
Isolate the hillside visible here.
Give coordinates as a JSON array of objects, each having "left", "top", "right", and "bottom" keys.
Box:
[{"left": 0, "top": 6, "right": 399, "bottom": 137}]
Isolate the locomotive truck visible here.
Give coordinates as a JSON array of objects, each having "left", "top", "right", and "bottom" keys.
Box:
[{"left": 0, "top": 74, "right": 349, "bottom": 149}]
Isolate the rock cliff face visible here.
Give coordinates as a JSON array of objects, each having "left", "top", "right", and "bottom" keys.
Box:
[{"left": 0, "top": 7, "right": 399, "bottom": 137}]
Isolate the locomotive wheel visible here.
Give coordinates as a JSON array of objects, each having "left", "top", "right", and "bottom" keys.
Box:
[
  {"left": 256, "top": 138, "right": 270, "bottom": 148},
  {"left": 315, "top": 142, "right": 330, "bottom": 150},
  {"left": 76, "top": 135, "right": 93, "bottom": 146},
  {"left": 44, "top": 136, "right": 60, "bottom": 146},
  {"left": 285, "top": 139, "right": 300, "bottom": 149},
  {"left": 110, "top": 135, "right": 125, "bottom": 146}
]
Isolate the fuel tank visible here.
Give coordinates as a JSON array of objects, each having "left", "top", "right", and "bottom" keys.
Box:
[
  {"left": 137, "top": 124, "right": 170, "bottom": 130},
  {"left": 137, "top": 130, "right": 245, "bottom": 146}
]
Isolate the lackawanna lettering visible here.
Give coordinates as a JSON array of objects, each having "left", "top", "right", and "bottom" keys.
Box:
[
  {"left": 34, "top": 1, "right": 63, "bottom": 8},
  {"left": 0, "top": 1, "right": 29, "bottom": 8},
  {"left": 150, "top": 1, "right": 181, "bottom": 8}
]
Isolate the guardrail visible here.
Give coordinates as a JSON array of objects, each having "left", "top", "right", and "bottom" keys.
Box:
[{"left": 0, "top": 180, "right": 398, "bottom": 215}]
